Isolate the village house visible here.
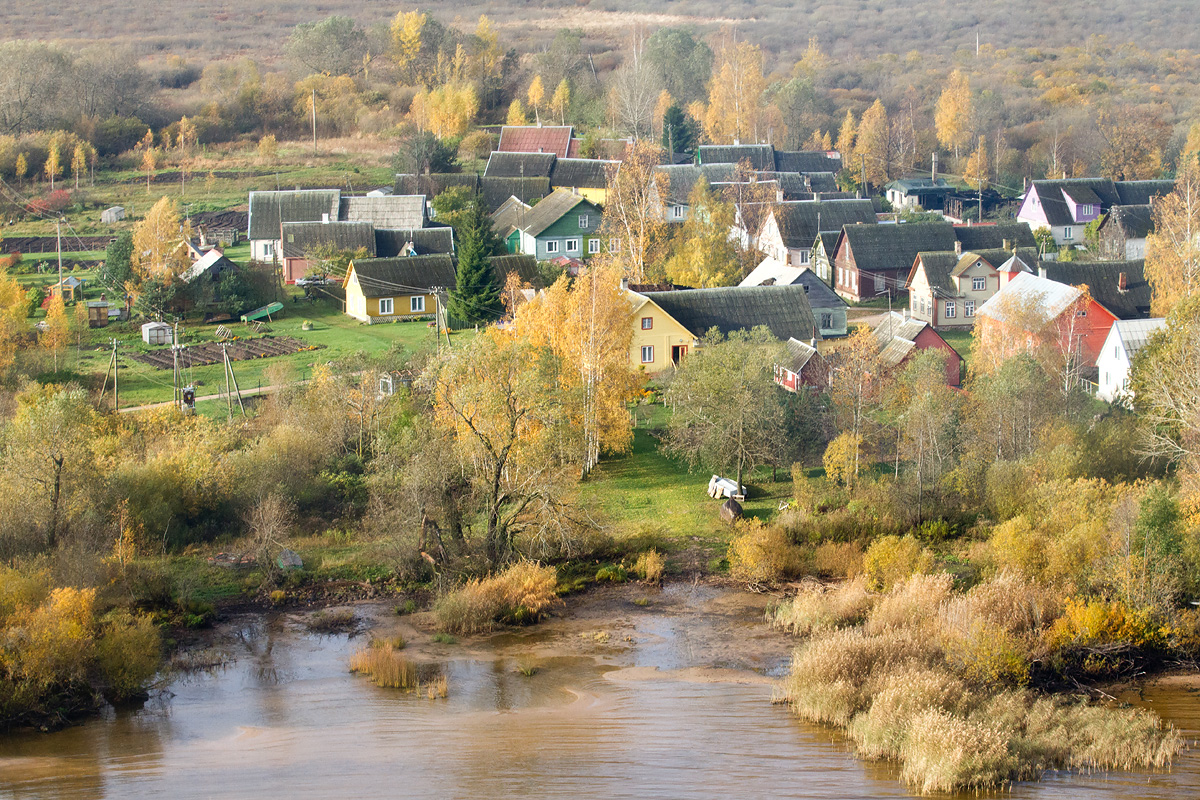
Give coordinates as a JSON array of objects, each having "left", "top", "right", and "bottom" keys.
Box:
[
  {"left": 810, "top": 231, "right": 841, "bottom": 285},
  {"left": 871, "top": 311, "right": 963, "bottom": 386},
  {"left": 247, "top": 189, "right": 341, "bottom": 262},
  {"left": 492, "top": 190, "right": 604, "bottom": 261},
  {"left": 906, "top": 244, "right": 1039, "bottom": 330},
  {"left": 833, "top": 222, "right": 959, "bottom": 302},
  {"left": 650, "top": 163, "right": 737, "bottom": 223},
  {"left": 496, "top": 125, "right": 575, "bottom": 158},
  {"left": 373, "top": 226, "right": 455, "bottom": 258},
  {"left": 1095, "top": 318, "right": 1167, "bottom": 403},
  {"left": 181, "top": 249, "right": 238, "bottom": 285},
  {"left": 975, "top": 271, "right": 1119, "bottom": 379},
  {"left": 1042, "top": 259, "right": 1152, "bottom": 321},
  {"left": 395, "top": 173, "right": 552, "bottom": 213},
  {"left": 885, "top": 177, "right": 953, "bottom": 212},
  {"left": 549, "top": 158, "right": 615, "bottom": 205},
  {"left": 696, "top": 144, "right": 842, "bottom": 174},
  {"left": 280, "top": 221, "right": 377, "bottom": 284},
  {"left": 1016, "top": 179, "right": 1173, "bottom": 247},
  {"left": 1094, "top": 204, "right": 1155, "bottom": 260},
  {"left": 484, "top": 151, "right": 556, "bottom": 179},
  {"left": 626, "top": 284, "right": 823, "bottom": 373},
  {"left": 758, "top": 199, "right": 876, "bottom": 269},
  {"left": 774, "top": 337, "right": 822, "bottom": 392},
  {"left": 739, "top": 258, "right": 849, "bottom": 337}
]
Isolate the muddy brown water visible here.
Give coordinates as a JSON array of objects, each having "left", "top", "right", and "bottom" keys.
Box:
[{"left": 1, "top": 583, "right": 1198, "bottom": 799}]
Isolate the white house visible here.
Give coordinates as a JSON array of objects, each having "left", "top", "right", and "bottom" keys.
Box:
[{"left": 1096, "top": 318, "right": 1166, "bottom": 403}]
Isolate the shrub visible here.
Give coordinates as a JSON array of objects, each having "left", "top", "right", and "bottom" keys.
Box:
[
  {"left": 96, "top": 610, "right": 162, "bottom": 700},
  {"left": 943, "top": 621, "right": 1031, "bottom": 686},
  {"left": 866, "top": 572, "right": 954, "bottom": 634},
  {"left": 862, "top": 535, "right": 933, "bottom": 591},
  {"left": 348, "top": 647, "right": 418, "bottom": 689},
  {"left": 898, "top": 708, "right": 1016, "bottom": 794},
  {"left": 1045, "top": 598, "right": 1164, "bottom": 653},
  {"left": 810, "top": 541, "right": 863, "bottom": 578},
  {"left": 632, "top": 549, "right": 665, "bottom": 583},
  {"left": 727, "top": 519, "right": 805, "bottom": 585},
  {"left": 772, "top": 578, "right": 872, "bottom": 636},
  {"left": 434, "top": 561, "right": 559, "bottom": 635}
]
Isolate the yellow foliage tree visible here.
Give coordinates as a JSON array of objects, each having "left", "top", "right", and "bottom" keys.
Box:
[
  {"left": 836, "top": 110, "right": 857, "bottom": 156},
  {"left": 597, "top": 140, "right": 669, "bottom": 282},
  {"left": 44, "top": 138, "right": 62, "bottom": 191},
  {"left": 506, "top": 99, "right": 528, "bottom": 126},
  {"left": 962, "top": 135, "right": 990, "bottom": 191},
  {"left": 71, "top": 143, "right": 88, "bottom": 192},
  {"left": 15, "top": 152, "right": 27, "bottom": 184},
  {"left": 653, "top": 89, "right": 673, "bottom": 140},
  {"left": 473, "top": 15, "right": 501, "bottom": 83},
  {"left": 138, "top": 129, "right": 156, "bottom": 193},
  {"left": 854, "top": 99, "right": 890, "bottom": 187},
  {"left": 663, "top": 177, "right": 741, "bottom": 287},
  {"left": 704, "top": 39, "right": 767, "bottom": 143},
  {"left": 42, "top": 294, "right": 69, "bottom": 373},
  {"left": 823, "top": 431, "right": 864, "bottom": 487},
  {"left": 527, "top": 75, "right": 545, "bottom": 124},
  {"left": 73, "top": 298, "right": 89, "bottom": 351},
  {"left": 132, "top": 196, "right": 192, "bottom": 283},
  {"left": 551, "top": 79, "right": 571, "bottom": 126},
  {"left": 0, "top": 273, "right": 26, "bottom": 379},
  {"left": 411, "top": 82, "right": 479, "bottom": 137},
  {"left": 935, "top": 70, "right": 972, "bottom": 159},
  {"left": 391, "top": 10, "right": 426, "bottom": 84},
  {"left": 1145, "top": 159, "right": 1200, "bottom": 315}
]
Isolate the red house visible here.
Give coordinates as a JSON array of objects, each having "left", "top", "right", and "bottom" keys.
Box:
[{"left": 872, "top": 312, "right": 963, "bottom": 387}]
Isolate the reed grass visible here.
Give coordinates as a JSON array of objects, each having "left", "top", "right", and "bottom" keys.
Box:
[
  {"left": 434, "top": 561, "right": 560, "bottom": 635},
  {"left": 348, "top": 646, "right": 448, "bottom": 698}
]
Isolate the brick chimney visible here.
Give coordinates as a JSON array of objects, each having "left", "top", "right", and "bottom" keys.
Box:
[
  {"left": 1118, "top": 271, "right": 1128, "bottom": 293},
  {"left": 1003, "top": 238, "right": 1012, "bottom": 252}
]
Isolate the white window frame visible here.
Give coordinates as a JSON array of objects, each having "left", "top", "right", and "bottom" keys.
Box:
[
  {"left": 263, "top": 241, "right": 274, "bottom": 257},
  {"left": 566, "top": 238, "right": 580, "bottom": 253},
  {"left": 972, "top": 276, "right": 986, "bottom": 291},
  {"left": 945, "top": 300, "right": 956, "bottom": 318},
  {"left": 965, "top": 300, "right": 975, "bottom": 317},
  {"left": 799, "top": 250, "right": 810, "bottom": 264},
  {"left": 588, "top": 238, "right": 600, "bottom": 254},
  {"left": 410, "top": 295, "right": 425, "bottom": 313},
  {"left": 379, "top": 297, "right": 394, "bottom": 315},
  {"left": 578, "top": 214, "right": 589, "bottom": 229},
  {"left": 609, "top": 238, "right": 619, "bottom": 253},
  {"left": 545, "top": 240, "right": 560, "bottom": 254},
  {"left": 671, "top": 205, "right": 684, "bottom": 219},
  {"left": 640, "top": 345, "right": 654, "bottom": 364}
]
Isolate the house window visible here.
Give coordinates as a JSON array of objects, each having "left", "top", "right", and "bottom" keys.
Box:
[
  {"left": 799, "top": 250, "right": 810, "bottom": 264},
  {"left": 1076, "top": 307, "right": 1087, "bottom": 317},
  {"left": 965, "top": 300, "right": 975, "bottom": 317},
  {"left": 545, "top": 240, "right": 560, "bottom": 254},
  {"left": 1063, "top": 226, "right": 1074, "bottom": 241},
  {"left": 379, "top": 298, "right": 394, "bottom": 315},
  {"left": 410, "top": 296, "right": 425, "bottom": 313},
  {"left": 1114, "top": 345, "right": 1120, "bottom": 359},
  {"left": 1081, "top": 204, "right": 1093, "bottom": 216},
  {"left": 578, "top": 214, "right": 589, "bottom": 228},
  {"left": 945, "top": 301, "right": 956, "bottom": 318},
  {"left": 566, "top": 239, "right": 580, "bottom": 252},
  {"left": 263, "top": 242, "right": 274, "bottom": 257},
  {"left": 588, "top": 238, "right": 600, "bottom": 254},
  {"left": 609, "top": 238, "right": 619, "bottom": 253},
  {"left": 671, "top": 206, "right": 684, "bottom": 219},
  {"left": 874, "top": 273, "right": 886, "bottom": 292},
  {"left": 641, "top": 345, "right": 654, "bottom": 363},
  {"left": 820, "top": 313, "right": 833, "bottom": 329},
  {"left": 972, "top": 277, "right": 986, "bottom": 291},
  {"left": 641, "top": 317, "right": 653, "bottom": 330}
]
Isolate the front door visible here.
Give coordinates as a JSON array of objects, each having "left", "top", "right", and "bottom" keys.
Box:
[{"left": 671, "top": 345, "right": 687, "bottom": 365}]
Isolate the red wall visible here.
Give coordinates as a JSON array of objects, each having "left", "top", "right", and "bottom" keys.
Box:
[{"left": 912, "top": 326, "right": 963, "bottom": 386}]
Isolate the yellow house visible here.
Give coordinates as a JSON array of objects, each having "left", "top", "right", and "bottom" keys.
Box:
[
  {"left": 627, "top": 292, "right": 699, "bottom": 372},
  {"left": 344, "top": 255, "right": 456, "bottom": 324}
]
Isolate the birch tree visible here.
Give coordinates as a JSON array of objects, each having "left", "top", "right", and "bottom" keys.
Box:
[
  {"left": 598, "top": 140, "right": 668, "bottom": 282},
  {"left": 1145, "top": 159, "right": 1200, "bottom": 315},
  {"left": 935, "top": 70, "right": 972, "bottom": 160}
]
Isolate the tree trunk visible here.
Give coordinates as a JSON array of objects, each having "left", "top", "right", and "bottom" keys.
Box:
[{"left": 48, "top": 456, "right": 63, "bottom": 549}]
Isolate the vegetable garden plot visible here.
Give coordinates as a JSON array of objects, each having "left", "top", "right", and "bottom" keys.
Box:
[{"left": 125, "top": 336, "right": 322, "bottom": 369}]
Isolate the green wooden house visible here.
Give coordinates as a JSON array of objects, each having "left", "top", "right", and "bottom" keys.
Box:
[{"left": 491, "top": 190, "right": 605, "bottom": 261}]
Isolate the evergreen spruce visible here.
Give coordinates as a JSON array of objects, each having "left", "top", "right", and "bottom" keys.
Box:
[{"left": 447, "top": 201, "right": 503, "bottom": 325}]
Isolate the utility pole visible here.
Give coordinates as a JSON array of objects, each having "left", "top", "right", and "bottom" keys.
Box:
[
  {"left": 172, "top": 322, "right": 180, "bottom": 411},
  {"left": 221, "top": 343, "right": 246, "bottom": 421},
  {"left": 56, "top": 218, "right": 63, "bottom": 292},
  {"left": 978, "top": 183, "right": 983, "bottom": 224},
  {"left": 100, "top": 339, "right": 119, "bottom": 409},
  {"left": 859, "top": 154, "right": 866, "bottom": 197},
  {"left": 311, "top": 88, "right": 318, "bottom": 155}
]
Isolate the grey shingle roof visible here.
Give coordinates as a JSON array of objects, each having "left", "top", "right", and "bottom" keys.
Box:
[
  {"left": 1114, "top": 180, "right": 1175, "bottom": 205},
  {"left": 1043, "top": 258, "right": 1151, "bottom": 320},
  {"left": 248, "top": 190, "right": 340, "bottom": 240},
  {"left": 393, "top": 174, "right": 552, "bottom": 212},
  {"left": 1099, "top": 204, "right": 1155, "bottom": 239},
  {"left": 911, "top": 251, "right": 960, "bottom": 294},
  {"left": 515, "top": 190, "right": 591, "bottom": 237},
  {"left": 339, "top": 195, "right": 426, "bottom": 229},
  {"left": 953, "top": 222, "right": 1037, "bottom": 251},
  {"left": 697, "top": 144, "right": 775, "bottom": 170},
  {"left": 641, "top": 284, "right": 822, "bottom": 342},
  {"left": 774, "top": 199, "right": 876, "bottom": 248},
  {"left": 839, "top": 222, "right": 958, "bottom": 272},
  {"left": 375, "top": 226, "right": 455, "bottom": 257},
  {"left": 655, "top": 164, "right": 737, "bottom": 204},
  {"left": 350, "top": 255, "right": 457, "bottom": 297},
  {"left": 793, "top": 268, "right": 846, "bottom": 310},
  {"left": 872, "top": 311, "right": 928, "bottom": 350},
  {"left": 487, "top": 254, "right": 542, "bottom": 288},
  {"left": 281, "top": 221, "right": 376, "bottom": 259},
  {"left": 785, "top": 337, "right": 818, "bottom": 372},
  {"left": 484, "top": 151, "right": 556, "bottom": 179},
  {"left": 491, "top": 196, "right": 531, "bottom": 236},
  {"left": 1028, "top": 179, "right": 1121, "bottom": 226},
  {"left": 773, "top": 151, "right": 842, "bottom": 173},
  {"left": 950, "top": 247, "right": 1039, "bottom": 278},
  {"left": 550, "top": 158, "right": 615, "bottom": 190}
]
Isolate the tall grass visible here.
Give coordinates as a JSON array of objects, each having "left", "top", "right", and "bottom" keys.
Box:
[
  {"left": 777, "top": 572, "right": 1183, "bottom": 794},
  {"left": 348, "top": 644, "right": 447, "bottom": 697},
  {"left": 434, "top": 561, "right": 559, "bottom": 635}
]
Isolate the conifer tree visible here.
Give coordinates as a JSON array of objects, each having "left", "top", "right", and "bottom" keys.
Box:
[{"left": 447, "top": 202, "right": 503, "bottom": 325}]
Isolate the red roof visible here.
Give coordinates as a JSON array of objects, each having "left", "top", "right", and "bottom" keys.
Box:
[{"left": 497, "top": 126, "right": 573, "bottom": 158}]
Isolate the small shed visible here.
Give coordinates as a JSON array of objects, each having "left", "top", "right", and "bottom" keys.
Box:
[
  {"left": 101, "top": 206, "right": 126, "bottom": 224},
  {"left": 86, "top": 301, "right": 110, "bottom": 328},
  {"left": 48, "top": 276, "right": 84, "bottom": 302},
  {"left": 141, "top": 321, "right": 173, "bottom": 345}
]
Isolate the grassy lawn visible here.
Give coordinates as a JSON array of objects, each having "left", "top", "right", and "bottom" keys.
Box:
[
  {"left": 938, "top": 329, "right": 974, "bottom": 374},
  {"left": 581, "top": 408, "right": 794, "bottom": 567}
]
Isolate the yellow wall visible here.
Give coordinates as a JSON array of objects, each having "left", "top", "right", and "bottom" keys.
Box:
[
  {"left": 345, "top": 269, "right": 436, "bottom": 324},
  {"left": 576, "top": 187, "right": 607, "bottom": 205},
  {"left": 629, "top": 297, "right": 695, "bottom": 373}
]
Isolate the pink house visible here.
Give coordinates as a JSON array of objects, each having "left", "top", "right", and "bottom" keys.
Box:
[{"left": 1016, "top": 179, "right": 1173, "bottom": 247}]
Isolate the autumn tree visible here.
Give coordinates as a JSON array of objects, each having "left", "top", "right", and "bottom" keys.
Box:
[
  {"left": 664, "top": 177, "right": 740, "bottom": 287},
  {"left": 132, "top": 196, "right": 192, "bottom": 287},
  {"left": 527, "top": 75, "right": 545, "bottom": 125},
  {"left": 44, "top": 138, "right": 61, "bottom": 191},
  {"left": 598, "top": 139, "right": 669, "bottom": 282},
  {"left": 652, "top": 89, "right": 672, "bottom": 140},
  {"left": 894, "top": 350, "right": 961, "bottom": 517},
  {"left": 286, "top": 15, "right": 367, "bottom": 77},
  {"left": 551, "top": 79, "right": 571, "bottom": 125},
  {"left": 935, "top": 70, "right": 972, "bottom": 159},
  {"left": 506, "top": 99, "right": 528, "bottom": 126},
  {"left": 611, "top": 33, "right": 661, "bottom": 139},
  {"left": 137, "top": 129, "right": 156, "bottom": 193},
  {"left": 1097, "top": 103, "right": 1170, "bottom": 181},
  {"left": 962, "top": 135, "right": 990, "bottom": 190},
  {"left": 835, "top": 110, "right": 856, "bottom": 156},
  {"left": 1145, "top": 159, "right": 1200, "bottom": 315},
  {"left": 72, "top": 299, "right": 88, "bottom": 352},
  {"left": 854, "top": 99, "right": 890, "bottom": 188},
  {"left": 664, "top": 327, "right": 788, "bottom": 491},
  {"left": 70, "top": 143, "right": 87, "bottom": 192},
  {"left": 1131, "top": 295, "right": 1200, "bottom": 463},
  {"left": 704, "top": 38, "right": 767, "bottom": 143},
  {"left": 41, "top": 295, "right": 69, "bottom": 373},
  {"left": 0, "top": 274, "right": 26, "bottom": 379},
  {"left": 411, "top": 82, "right": 479, "bottom": 138},
  {"left": 14, "top": 152, "right": 27, "bottom": 185},
  {"left": 826, "top": 325, "right": 881, "bottom": 483},
  {"left": 722, "top": 159, "right": 778, "bottom": 256}
]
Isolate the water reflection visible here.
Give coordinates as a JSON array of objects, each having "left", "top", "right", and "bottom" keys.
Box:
[{"left": 0, "top": 590, "right": 1197, "bottom": 800}]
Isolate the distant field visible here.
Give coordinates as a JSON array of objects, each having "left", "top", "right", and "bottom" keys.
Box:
[{"left": 1, "top": 0, "right": 1193, "bottom": 65}]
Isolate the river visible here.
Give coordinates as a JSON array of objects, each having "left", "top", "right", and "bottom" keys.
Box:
[{"left": 1, "top": 583, "right": 1197, "bottom": 799}]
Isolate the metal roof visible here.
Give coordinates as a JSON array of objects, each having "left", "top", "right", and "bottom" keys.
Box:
[
  {"left": 497, "top": 125, "right": 574, "bottom": 158},
  {"left": 1112, "top": 317, "right": 1167, "bottom": 359}
]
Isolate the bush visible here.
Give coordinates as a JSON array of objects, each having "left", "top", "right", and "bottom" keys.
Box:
[
  {"left": 96, "top": 610, "right": 161, "bottom": 700},
  {"left": 862, "top": 535, "right": 933, "bottom": 591},
  {"left": 632, "top": 549, "right": 664, "bottom": 583},
  {"left": 810, "top": 541, "right": 864, "bottom": 578},
  {"left": 772, "top": 578, "right": 872, "bottom": 636},
  {"left": 434, "top": 561, "right": 559, "bottom": 635},
  {"left": 727, "top": 519, "right": 805, "bottom": 585},
  {"left": 348, "top": 647, "right": 418, "bottom": 689}
]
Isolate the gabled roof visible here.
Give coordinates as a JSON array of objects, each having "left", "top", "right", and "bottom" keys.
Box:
[
  {"left": 375, "top": 226, "right": 455, "bottom": 257},
  {"left": 1026, "top": 179, "right": 1120, "bottom": 226},
  {"left": 497, "top": 125, "right": 574, "bottom": 158},
  {"left": 339, "top": 195, "right": 426, "bottom": 229},
  {"left": 655, "top": 163, "right": 737, "bottom": 204},
  {"left": 639, "top": 284, "right": 822, "bottom": 343},
  {"left": 784, "top": 337, "right": 818, "bottom": 373},
  {"left": 805, "top": 172, "right": 839, "bottom": 193},
  {"left": 887, "top": 177, "right": 952, "bottom": 193},
  {"left": 950, "top": 247, "right": 1039, "bottom": 278},
  {"left": 281, "top": 221, "right": 377, "bottom": 259},
  {"left": 1043, "top": 259, "right": 1151, "bottom": 320},
  {"left": 1098, "top": 204, "right": 1154, "bottom": 239},
  {"left": 908, "top": 251, "right": 961, "bottom": 293},
  {"left": 1114, "top": 180, "right": 1175, "bottom": 205},
  {"left": 550, "top": 158, "right": 615, "bottom": 190},
  {"left": 839, "top": 222, "right": 958, "bottom": 272},
  {"left": 491, "top": 196, "right": 532, "bottom": 236},
  {"left": 976, "top": 272, "right": 1083, "bottom": 326},
  {"left": 872, "top": 311, "right": 929, "bottom": 350},
  {"left": 393, "top": 174, "right": 552, "bottom": 212},
  {"left": 773, "top": 199, "right": 876, "bottom": 249},
  {"left": 182, "top": 249, "right": 237, "bottom": 283},
  {"left": 953, "top": 222, "right": 1037, "bottom": 251},
  {"left": 816, "top": 231, "right": 840, "bottom": 254},
  {"left": 740, "top": 258, "right": 846, "bottom": 310},
  {"left": 774, "top": 150, "right": 842, "bottom": 173},
  {"left": 248, "top": 190, "right": 340, "bottom": 240},
  {"left": 349, "top": 255, "right": 457, "bottom": 298},
  {"left": 480, "top": 177, "right": 552, "bottom": 212},
  {"left": 514, "top": 191, "right": 594, "bottom": 237},
  {"left": 487, "top": 254, "right": 542, "bottom": 288},
  {"left": 1110, "top": 318, "right": 1167, "bottom": 361},
  {"left": 484, "top": 151, "right": 556, "bottom": 179},
  {"left": 697, "top": 144, "right": 775, "bottom": 170}
]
